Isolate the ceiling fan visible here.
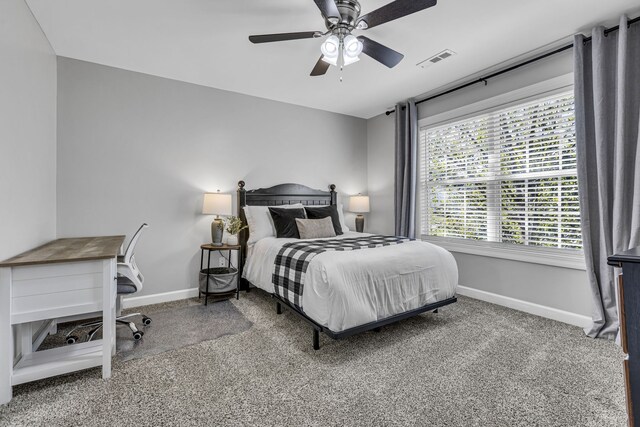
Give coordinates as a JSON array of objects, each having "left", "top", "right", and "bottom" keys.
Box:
[{"left": 248, "top": 0, "right": 437, "bottom": 76}]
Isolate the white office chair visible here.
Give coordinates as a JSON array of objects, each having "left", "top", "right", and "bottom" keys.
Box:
[{"left": 66, "top": 223, "right": 151, "bottom": 343}]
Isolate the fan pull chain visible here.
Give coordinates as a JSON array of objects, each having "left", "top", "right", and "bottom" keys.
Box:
[{"left": 339, "top": 43, "right": 344, "bottom": 83}]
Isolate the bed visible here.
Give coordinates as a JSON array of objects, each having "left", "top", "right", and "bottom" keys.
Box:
[{"left": 237, "top": 181, "right": 458, "bottom": 349}]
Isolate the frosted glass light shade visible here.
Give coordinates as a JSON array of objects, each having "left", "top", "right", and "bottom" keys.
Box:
[
  {"left": 321, "top": 35, "right": 340, "bottom": 58},
  {"left": 349, "top": 195, "right": 370, "bottom": 213},
  {"left": 202, "top": 192, "right": 232, "bottom": 216},
  {"left": 321, "top": 54, "right": 338, "bottom": 66},
  {"left": 343, "top": 35, "right": 363, "bottom": 57},
  {"left": 343, "top": 54, "right": 360, "bottom": 66}
]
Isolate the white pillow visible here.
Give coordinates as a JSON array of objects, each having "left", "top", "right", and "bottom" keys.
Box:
[
  {"left": 244, "top": 204, "right": 304, "bottom": 244},
  {"left": 336, "top": 203, "right": 350, "bottom": 232}
]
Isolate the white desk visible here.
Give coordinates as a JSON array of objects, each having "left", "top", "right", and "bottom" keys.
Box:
[{"left": 0, "top": 236, "right": 124, "bottom": 405}]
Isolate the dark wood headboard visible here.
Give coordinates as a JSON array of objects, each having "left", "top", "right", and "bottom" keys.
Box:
[{"left": 236, "top": 180, "right": 337, "bottom": 289}]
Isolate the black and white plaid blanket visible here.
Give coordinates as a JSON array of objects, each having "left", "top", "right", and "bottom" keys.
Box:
[{"left": 272, "top": 235, "right": 411, "bottom": 310}]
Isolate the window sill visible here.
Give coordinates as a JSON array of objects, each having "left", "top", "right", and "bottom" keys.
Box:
[{"left": 422, "top": 236, "right": 586, "bottom": 270}]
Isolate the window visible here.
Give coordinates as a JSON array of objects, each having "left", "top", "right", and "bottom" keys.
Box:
[{"left": 419, "top": 91, "right": 581, "bottom": 251}]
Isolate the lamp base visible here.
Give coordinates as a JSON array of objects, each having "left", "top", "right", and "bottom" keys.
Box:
[
  {"left": 211, "top": 218, "right": 224, "bottom": 246},
  {"left": 355, "top": 214, "right": 364, "bottom": 233}
]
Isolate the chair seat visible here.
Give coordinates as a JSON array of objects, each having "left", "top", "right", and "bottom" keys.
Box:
[{"left": 117, "top": 276, "right": 138, "bottom": 294}]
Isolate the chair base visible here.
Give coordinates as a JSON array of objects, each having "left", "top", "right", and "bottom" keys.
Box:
[{"left": 65, "top": 313, "right": 152, "bottom": 343}]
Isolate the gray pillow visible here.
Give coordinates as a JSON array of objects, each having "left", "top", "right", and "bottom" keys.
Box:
[{"left": 295, "top": 217, "right": 337, "bottom": 239}]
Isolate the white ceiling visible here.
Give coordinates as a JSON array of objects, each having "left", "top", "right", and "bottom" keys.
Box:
[{"left": 26, "top": 0, "right": 640, "bottom": 119}]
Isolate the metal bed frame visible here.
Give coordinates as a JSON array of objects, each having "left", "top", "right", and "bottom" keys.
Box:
[{"left": 237, "top": 180, "right": 457, "bottom": 350}]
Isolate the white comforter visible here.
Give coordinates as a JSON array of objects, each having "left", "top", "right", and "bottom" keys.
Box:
[{"left": 243, "top": 232, "right": 458, "bottom": 332}]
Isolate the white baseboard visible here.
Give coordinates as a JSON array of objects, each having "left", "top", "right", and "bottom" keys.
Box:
[
  {"left": 457, "top": 285, "right": 592, "bottom": 328},
  {"left": 121, "top": 284, "right": 592, "bottom": 329},
  {"left": 122, "top": 288, "right": 199, "bottom": 309}
]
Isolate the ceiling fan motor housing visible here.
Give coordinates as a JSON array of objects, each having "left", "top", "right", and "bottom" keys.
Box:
[{"left": 326, "top": 0, "right": 361, "bottom": 31}]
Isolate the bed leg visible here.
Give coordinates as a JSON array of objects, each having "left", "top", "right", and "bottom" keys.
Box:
[
  {"left": 276, "top": 302, "right": 282, "bottom": 315},
  {"left": 433, "top": 309, "right": 438, "bottom": 313},
  {"left": 373, "top": 327, "right": 381, "bottom": 333},
  {"left": 313, "top": 329, "right": 320, "bottom": 350}
]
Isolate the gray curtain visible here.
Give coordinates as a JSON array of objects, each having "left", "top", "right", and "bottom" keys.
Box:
[
  {"left": 574, "top": 16, "right": 640, "bottom": 339},
  {"left": 394, "top": 99, "right": 418, "bottom": 238}
]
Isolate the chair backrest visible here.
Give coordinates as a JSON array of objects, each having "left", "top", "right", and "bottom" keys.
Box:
[
  {"left": 122, "top": 223, "right": 148, "bottom": 264},
  {"left": 118, "top": 223, "right": 149, "bottom": 292}
]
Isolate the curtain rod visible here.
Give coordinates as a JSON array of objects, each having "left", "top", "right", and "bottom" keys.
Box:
[{"left": 384, "top": 15, "right": 640, "bottom": 116}]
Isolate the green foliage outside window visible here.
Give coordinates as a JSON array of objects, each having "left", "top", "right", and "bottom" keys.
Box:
[{"left": 421, "top": 93, "right": 581, "bottom": 250}]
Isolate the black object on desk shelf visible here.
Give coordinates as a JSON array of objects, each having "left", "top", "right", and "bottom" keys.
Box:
[{"left": 199, "top": 244, "right": 242, "bottom": 306}]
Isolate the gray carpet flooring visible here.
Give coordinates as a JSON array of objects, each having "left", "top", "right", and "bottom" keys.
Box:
[{"left": 0, "top": 292, "right": 626, "bottom": 427}]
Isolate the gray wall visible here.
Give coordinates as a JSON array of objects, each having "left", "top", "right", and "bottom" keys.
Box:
[
  {"left": 0, "top": 0, "right": 57, "bottom": 261},
  {"left": 1, "top": 0, "right": 57, "bottom": 359},
  {"left": 56, "top": 58, "right": 367, "bottom": 297},
  {"left": 366, "top": 50, "right": 592, "bottom": 318}
]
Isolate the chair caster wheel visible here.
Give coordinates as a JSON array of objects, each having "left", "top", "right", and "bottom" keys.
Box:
[
  {"left": 142, "top": 316, "right": 152, "bottom": 326},
  {"left": 133, "top": 331, "right": 144, "bottom": 340},
  {"left": 66, "top": 335, "right": 79, "bottom": 345}
]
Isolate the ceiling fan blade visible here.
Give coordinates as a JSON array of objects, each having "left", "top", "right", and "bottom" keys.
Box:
[
  {"left": 310, "top": 56, "right": 331, "bottom": 76},
  {"left": 313, "top": 0, "right": 341, "bottom": 23},
  {"left": 358, "top": 36, "right": 404, "bottom": 68},
  {"left": 249, "top": 31, "right": 320, "bottom": 44},
  {"left": 356, "top": 0, "right": 437, "bottom": 29}
]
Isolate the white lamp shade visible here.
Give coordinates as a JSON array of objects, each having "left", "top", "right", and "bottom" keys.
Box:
[
  {"left": 349, "top": 195, "right": 370, "bottom": 213},
  {"left": 202, "top": 192, "right": 232, "bottom": 216}
]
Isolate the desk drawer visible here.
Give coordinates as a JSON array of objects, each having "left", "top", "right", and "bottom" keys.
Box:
[
  {"left": 12, "top": 261, "right": 102, "bottom": 282},
  {"left": 12, "top": 271, "right": 103, "bottom": 298},
  {"left": 13, "top": 287, "right": 103, "bottom": 319},
  {"left": 11, "top": 261, "right": 108, "bottom": 323}
]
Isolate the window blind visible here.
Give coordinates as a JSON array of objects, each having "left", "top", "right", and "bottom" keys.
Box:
[{"left": 420, "top": 91, "right": 581, "bottom": 250}]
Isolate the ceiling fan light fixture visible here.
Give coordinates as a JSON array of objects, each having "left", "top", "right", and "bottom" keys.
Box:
[
  {"left": 321, "top": 35, "right": 340, "bottom": 58},
  {"left": 343, "top": 54, "right": 360, "bottom": 66},
  {"left": 321, "top": 54, "right": 338, "bottom": 66},
  {"left": 343, "top": 35, "right": 363, "bottom": 58}
]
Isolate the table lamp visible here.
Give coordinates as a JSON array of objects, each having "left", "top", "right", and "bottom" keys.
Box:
[
  {"left": 349, "top": 194, "right": 370, "bottom": 233},
  {"left": 202, "top": 191, "right": 232, "bottom": 246}
]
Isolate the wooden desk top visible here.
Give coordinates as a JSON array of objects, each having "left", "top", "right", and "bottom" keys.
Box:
[{"left": 0, "top": 236, "right": 126, "bottom": 268}]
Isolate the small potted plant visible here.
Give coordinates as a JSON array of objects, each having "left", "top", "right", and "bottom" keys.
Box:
[{"left": 224, "top": 216, "right": 247, "bottom": 246}]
